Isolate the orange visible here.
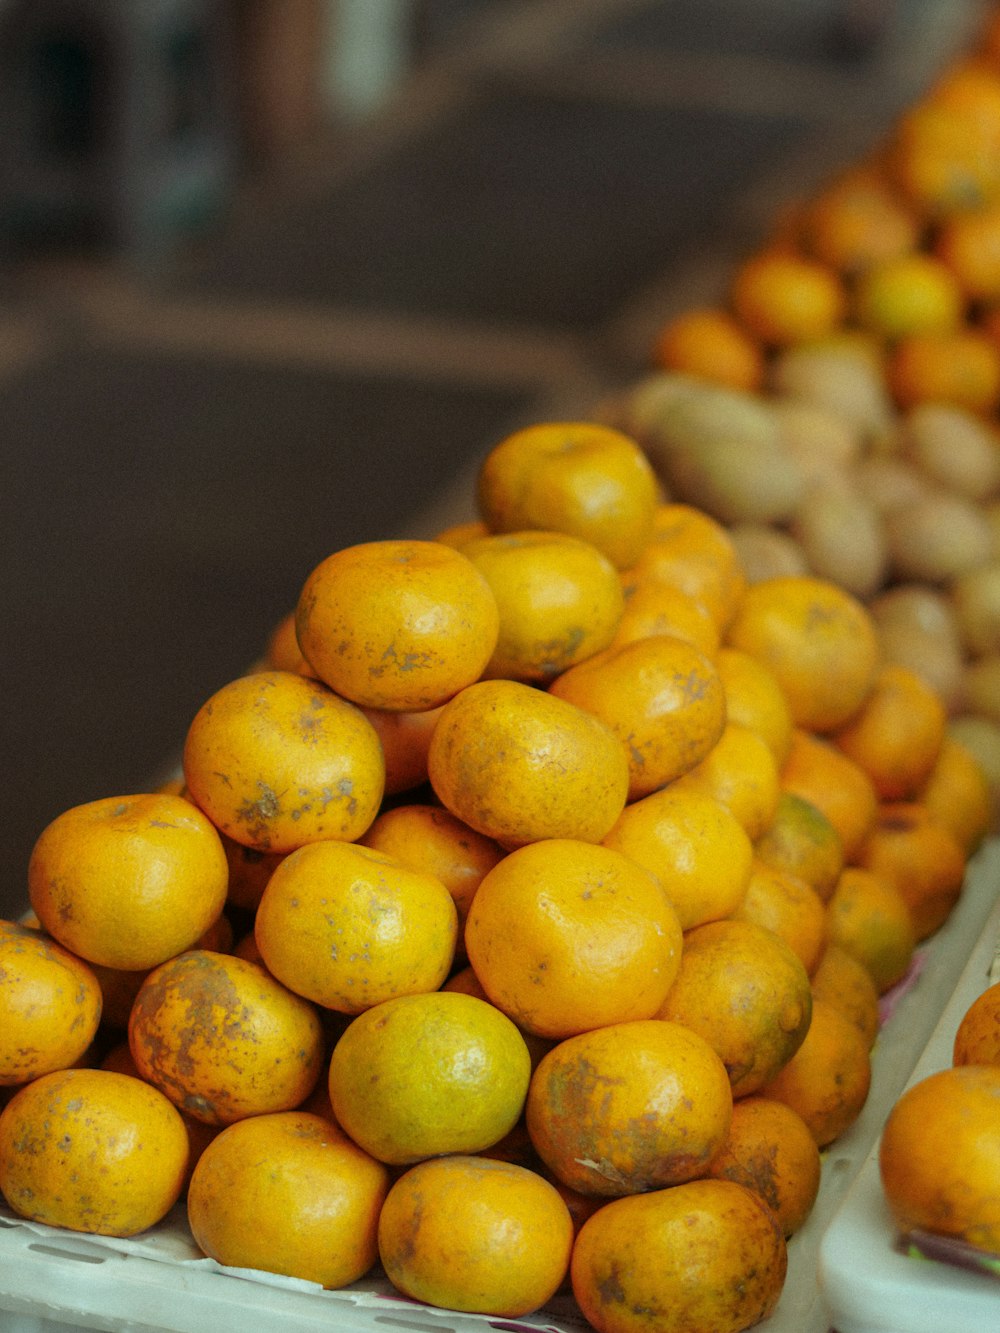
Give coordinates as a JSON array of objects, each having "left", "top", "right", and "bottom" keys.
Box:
[
  {"left": 714, "top": 645, "right": 793, "bottom": 766},
  {"left": 612, "top": 573, "right": 720, "bottom": 657},
  {"left": 28, "top": 792, "right": 229, "bottom": 971},
  {"left": 548, "top": 634, "right": 727, "bottom": 800},
  {"left": 754, "top": 791, "right": 844, "bottom": 902},
  {"left": 434, "top": 518, "right": 488, "bottom": 548},
  {"left": 799, "top": 166, "right": 921, "bottom": 275},
  {"left": 854, "top": 801, "right": 966, "bottom": 940},
  {"left": 526, "top": 1019, "right": 732, "bottom": 1196},
  {"left": 221, "top": 831, "right": 285, "bottom": 913},
  {"left": 254, "top": 840, "right": 458, "bottom": 1012},
  {"left": 327, "top": 990, "right": 531, "bottom": 1165},
  {"left": 888, "top": 100, "right": 1000, "bottom": 218},
  {"left": 670, "top": 721, "right": 781, "bottom": 841},
  {"left": 656, "top": 918, "right": 813, "bottom": 1099},
  {"left": 651, "top": 306, "right": 765, "bottom": 392},
  {"left": 0, "top": 923, "right": 103, "bottom": 1085},
  {"left": 927, "top": 57, "right": 1000, "bottom": 130},
  {"left": 263, "top": 609, "right": 307, "bottom": 673},
  {"left": 296, "top": 539, "right": 499, "bottom": 711},
  {"left": 704, "top": 1094, "right": 821, "bottom": 1237},
  {"left": 626, "top": 502, "right": 747, "bottom": 632},
  {"left": 427, "top": 678, "right": 629, "bottom": 848},
  {"left": 187, "top": 1111, "right": 389, "bottom": 1288},
  {"left": 602, "top": 783, "right": 753, "bottom": 931},
  {"left": 378, "top": 1156, "right": 573, "bottom": 1316},
  {"left": 824, "top": 866, "right": 916, "bottom": 996},
  {"left": 730, "top": 249, "right": 846, "bottom": 346},
  {"left": 441, "top": 966, "right": 554, "bottom": 1071},
  {"left": 182, "top": 670, "right": 385, "bottom": 853},
  {"left": 832, "top": 662, "right": 947, "bottom": 800},
  {"left": 358, "top": 703, "right": 443, "bottom": 796},
  {"left": 853, "top": 252, "right": 964, "bottom": 340},
  {"left": 935, "top": 200, "right": 1000, "bottom": 300},
  {"left": 953, "top": 981, "right": 1000, "bottom": 1066},
  {"left": 887, "top": 328, "right": 1000, "bottom": 413},
  {"left": 760, "top": 996, "right": 871, "bottom": 1147},
  {"left": 360, "top": 802, "right": 504, "bottom": 948},
  {"left": 460, "top": 529, "right": 624, "bottom": 683},
  {"left": 570, "top": 1178, "right": 786, "bottom": 1333},
  {"left": 0, "top": 1068, "right": 189, "bottom": 1236},
  {"left": 918, "top": 735, "right": 994, "bottom": 855},
  {"left": 725, "top": 575, "right": 880, "bottom": 734},
  {"left": 476, "top": 421, "right": 659, "bottom": 571},
  {"left": 811, "top": 943, "right": 881, "bottom": 1050},
  {"left": 731, "top": 861, "right": 827, "bottom": 977},
  {"left": 780, "top": 727, "right": 880, "bottom": 861},
  {"left": 129, "top": 950, "right": 325, "bottom": 1125},
  {"left": 464, "top": 839, "right": 682, "bottom": 1040},
  {"left": 879, "top": 1065, "right": 1000, "bottom": 1252}
]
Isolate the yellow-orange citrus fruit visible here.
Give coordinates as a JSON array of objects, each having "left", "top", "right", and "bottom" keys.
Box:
[
  {"left": 832, "top": 663, "right": 946, "bottom": 800},
  {"left": 854, "top": 801, "right": 966, "bottom": 941},
  {"left": 731, "top": 861, "right": 828, "bottom": 977},
  {"left": 652, "top": 306, "right": 765, "bottom": 392},
  {"left": 714, "top": 646, "right": 793, "bottom": 765},
  {"left": 953, "top": 982, "right": 1000, "bottom": 1066},
  {"left": 811, "top": 943, "right": 881, "bottom": 1050},
  {"left": 626, "top": 503, "right": 748, "bottom": 632},
  {"left": 754, "top": 791, "right": 844, "bottom": 902},
  {"left": 780, "top": 727, "right": 880, "bottom": 861},
  {"left": 671, "top": 721, "right": 781, "bottom": 841},
  {"left": 731, "top": 250, "right": 847, "bottom": 346},
  {"left": 825, "top": 866, "right": 916, "bottom": 996}
]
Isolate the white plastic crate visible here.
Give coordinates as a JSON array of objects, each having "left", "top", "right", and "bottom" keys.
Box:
[{"left": 1, "top": 839, "right": 998, "bottom": 1333}]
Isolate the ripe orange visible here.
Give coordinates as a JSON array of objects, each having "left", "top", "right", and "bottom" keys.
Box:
[
  {"left": 705, "top": 1094, "right": 822, "bottom": 1238},
  {"left": 854, "top": 801, "right": 966, "bottom": 940},
  {"left": 602, "top": 783, "right": 753, "bottom": 931},
  {"left": 0, "top": 1068, "right": 189, "bottom": 1236},
  {"left": 548, "top": 634, "right": 727, "bottom": 800},
  {"left": 714, "top": 645, "right": 793, "bottom": 766},
  {"left": 254, "top": 839, "right": 458, "bottom": 1012},
  {"left": 327, "top": 990, "right": 531, "bottom": 1165},
  {"left": 263, "top": 609, "right": 307, "bottom": 673},
  {"left": 670, "top": 720, "right": 781, "bottom": 841},
  {"left": 378, "top": 1156, "right": 574, "bottom": 1316},
  {"left": 888, "top": 100, "right": 1000, "bottom": 218},
  {"left": 651, "top": 306, "right": 765, "bottom": 392},
  {"left": 221, "top": 831, "right": 285, "bottom": 913},
  {"left": 725, "top": 575, "right": 880, "bottom": 734},
  {"left": 296, "top": 539, "right": 500, "bottom": 711},
  {"left": 780, "top": 727, "right": 880, "bottom": 861},
  {"left": 732, "top": 861, "right": 828, "bottom": 977},
  {"left": 182, "top": 670, "right": 385, "bottom": 853},
  {"left": 730, "top": 249, "right": 847, "bottom": 346},
  {"left": 879, "top": 1065, "right": 1000, "bottom": 1252},
  {"left": 187, "top": 1111, "right": 389, "bottom": 1288},
  {"left": 853, "top": 252, "right": 964, "bottom": 340},
  {"left": 476, "top": 421, "right": 660, "bottom": 570},
  {"left": 27, "top": 792, "right": 229, "bottom": 972},
  {"left": 832, "top": 662, "right": 947, "bottom": 800},
  {"left": 935, "top": 199, "right": 1000, "bottom": 300},
  {"left": 887, "top": 328, "right": 1000, "bottom": 413},
  {"left": 626, "top": 503, "right": 747, "bottom": 632},
  {"left": 129, "top": 950, "right": 325, "bottom": 1125},
  {"left": 811, "top": 943, "right": 881, "bottom": 1050},
  {"left": 918, "top": 735, "right": 994, "bottom": 855},
  {"left": 953, "top": 982, "right": 1000, "bottom": 1066},
  {"left": 799, "top": 166, "right": 921, "bottom": 275},
  {"left": 612, "top": 574, "right": 720, "bottom": 657},
  {"left": 358, "top": 702, "right": 443, "bottom": 796},
  {"left": 754, "top": 791, "right": 844, "bottom": 902},
  {"left": 825, "top": 866, "right": 917, "bottom": 996},
  {"left": 526, "top": 1019, "right": 732, "bottom": 1197},
  {"left": 427, "top": 678, "right": 629, "bottom": 848},
  {"left": 464, "top": 839, "right": 682, "bottom": 1039},
  {"left": 657, "top": 918, "right": 813, "bottom": 1099},
  {"left": 571, "top": 1178, "right": 787, "bottom": 1333}
]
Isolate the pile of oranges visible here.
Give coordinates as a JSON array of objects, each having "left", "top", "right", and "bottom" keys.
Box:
[
  {"left": 627, "top": 5, "right": 1000, "bottom": 825},
  {"left": 0, "top": 414, "right": 994, "bottom": 1333}
]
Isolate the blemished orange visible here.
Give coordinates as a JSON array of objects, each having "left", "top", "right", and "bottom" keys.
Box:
[
  {"left": 731, "top": 861, "right": 827, "bottom": 977},
  {"left": 358, "top": 703, "right": 443, "bottom": 796},
  {"left": 935, "top": 200, "right": 1000, "bottom": 300},
  {"left": 612, "top": 574, "right": 720, "bottom": 658},
  {"left": 651, "top": 306, "right": 765, "bottom": 392},
  {"left": 601, "top": 783, "right": 753, "bottom": 931},
  {"left": 825, "top": 866, "right": 916, "bottom": 995},
  {"left": 378, "top": 1156, "right": 574, "bottom": 1317},
  {"left": 799, "top": 166, "right": 921, "bottom": 275},
  {"left": 730, "top": 249, "right": 847, "bottom": 346},
  {"left": 548, "top": 634, "right": 727, "bottom": 801},
  {"left": 714, "top": 646, "right": 793, "bottom": 766},
  {"left": 725, "top": 575, "right": 880, "bottom": 734},
  {"left": 129, "top": 950, "right": 325, "bottom": 1125},
  {"left": 917, "top": 735, "right": 994, "bottom": 856},
  {"left": 0, "top": 1068, "right": 189, "bottom": 1236},
  {"left": 811, "top": 943, "right": 881, "bottom": 1050},
  {"left": 853, "top": 252, "right": 964, "bottom": 340},
  {"left": 760, "top": 996, "right": 872, "bottom": 1147},
  {"left": 295, "top": 539, "right": 499, "bottom": 712},
  {"left": 780, "top": 727, "right": 880, "bottom": 861},
  {"left": 477, "top": 420, "right": 660, "bottom": 572},
  {"left": 360, "top": 803, "right": 504, "bottom": 948},
  {"left": 427, "top": 678, "right": 629, "bottom": 848},
  {"left": 953, "top": 982, "right": 1000, "bottom": 1066},
  {"left": 626, "top": 503, "right": 748, "bottom": 632},
  {"left": 854, "top": 801, "right": 966, "bottom": 941},
  {"left": 460, "top": 529, "right": 624, "bottom": 683},
  {"left": 254, "top": 840, "right": 458, "bottom": 1012},
  {"left": 464, "top": 839, "right": 683, "bottom": 1040},
  {"left": 656, "top": 918, "right": 813, "bottom": 1099},
  {"left": 704, "top": 1094, "right": 822, "bottom": 1238},
  {"left": 670, "top": 721, "right": 781, "bottom": 841},
  {"left": 526, "top": 1019, "right": 732, "bottom": 1197},
  {"left": 570, "top": 1178, "right": 787, "bottom": 1333},
  {"left": 832, "top": 663, "right": 947, "bottom": 800},
  {"left": 0, "top": 923, "right": 103, "bottom": 1084},
  {"left": 879, "top": 1065, "right": 1000, "bottom": 1253},
  {"left": 28, "top": 792, "right": 229, "bottom": 972},
  {"left": 182, "top": 670, "right": 385, "bottom": 853},
  {"left": 754, "top": 791, "right": 844, "bottom": 902},
  {"left": 187, "top": 1111, "right": 389, "bottom": 1289},
  {"left": 328, "top": 991, "right": 531, "bottom": 1165},
  {"left": 887, "top": 328, "right": 1000, "bottom": 413}
]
